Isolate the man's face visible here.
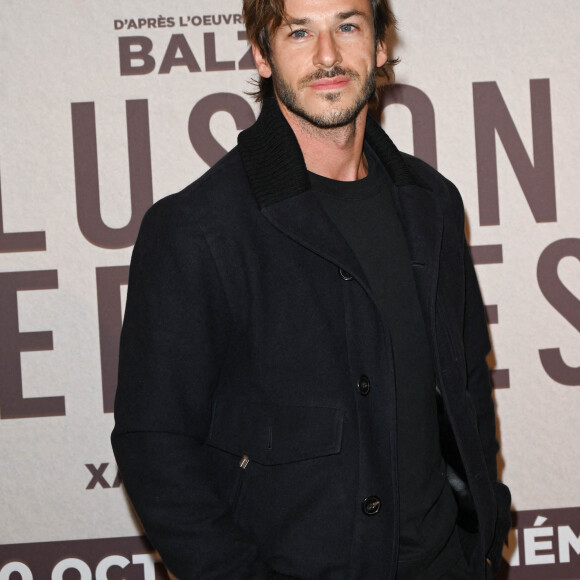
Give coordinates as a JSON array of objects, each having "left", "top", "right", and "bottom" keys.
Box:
[{"left": 252, "top": 0, "right": 387, "bottom": 128}]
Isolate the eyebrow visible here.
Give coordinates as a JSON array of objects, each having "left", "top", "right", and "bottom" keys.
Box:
[
  {"left": 285, "top": 17, "right": 310, "bottom": 26},
  {"left": 284, "top": 10, "right": 367, "bottom": 27},
  {"left": 337, "top": 10, "right": 366, "bottom": 19}
]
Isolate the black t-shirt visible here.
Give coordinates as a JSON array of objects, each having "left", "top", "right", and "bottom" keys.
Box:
[{"left": 309, "top": 149, "right": 461, "bottom": 578}]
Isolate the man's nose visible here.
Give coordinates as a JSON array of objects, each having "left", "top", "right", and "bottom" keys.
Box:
[{"left": 313, "top": 31, "right": 342, "bottom": 69}]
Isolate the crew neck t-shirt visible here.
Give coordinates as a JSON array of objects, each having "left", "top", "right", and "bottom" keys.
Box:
[{"left": 308, "top": 148, "right": 461, "bottom": 579}]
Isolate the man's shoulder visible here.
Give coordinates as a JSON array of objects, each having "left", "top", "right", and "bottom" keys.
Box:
[
  {"left": 164, "top": 147, "right": 250, "bottom": 211},
  {"left": 142, "top": 147, "right": 253, "bottom": 229},
  {"left": 399, "top": 152, "right": 457, "bottom": 193},
  {"left": 398, "top": 151, "right": 464, "bottom": 214}
]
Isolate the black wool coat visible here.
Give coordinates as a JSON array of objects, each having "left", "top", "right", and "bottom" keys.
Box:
[{"left": 112, "top": 97, "right": 511, "bottom": 580}]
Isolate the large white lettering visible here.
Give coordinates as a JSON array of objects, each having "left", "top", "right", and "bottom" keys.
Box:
[
  {"left": 523, "top": 516, "right": 555, "bottom": 565},
  {"left": 95, "top": 555, "right": 130, "bottom": 579},
  {"left": 132, "top": 553, "right": 157, "bottom": 580},
  {"left": 0, "top": 562, "right": 33, "bottom": 580},
  {"left": 558, "top": 524, "right": 580, "bottom": 563},
  {"left": 51, "top": 558, "right": 91, "bottom": 580}
]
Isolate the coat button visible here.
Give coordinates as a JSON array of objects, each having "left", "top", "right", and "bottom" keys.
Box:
[
  {"left": 339, "top": 267, "right": 353, "bottom": 281},
  {"left": 357, "top": 375, "right": 371, "bottom": 396},
  {"left": 362, "top": 496, "right": 381, "bottom": 515}
]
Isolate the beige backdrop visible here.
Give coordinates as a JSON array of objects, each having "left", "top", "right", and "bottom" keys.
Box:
[{"left": 0, "top": 1, "right": 579, "bottom": 578}]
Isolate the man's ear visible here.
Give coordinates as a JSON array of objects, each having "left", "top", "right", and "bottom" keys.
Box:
[
  {"left": 252, "top": 44, "right": 273, "bottom": 78},
  {"left": 375, "top": 38, "right": 388, "bottom": 68}
]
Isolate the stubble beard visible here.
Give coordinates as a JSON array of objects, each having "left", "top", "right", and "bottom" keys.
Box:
[{"left": 271, "top": 63, "right": 376, "bottom": 129}]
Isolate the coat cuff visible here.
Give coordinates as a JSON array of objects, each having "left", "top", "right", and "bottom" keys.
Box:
[{"left": 486, "top": 481, "right": 512, "bottom": 575}]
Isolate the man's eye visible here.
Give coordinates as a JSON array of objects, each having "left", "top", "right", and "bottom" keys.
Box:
[
  {"left": 339, "top": 23, "right": 357, "bottom": 32},
  {"left": 290, "top": 29, "right": 308, "bottom": 38}
]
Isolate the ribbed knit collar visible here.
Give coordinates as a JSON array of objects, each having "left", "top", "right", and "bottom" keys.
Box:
[{"left": 237, "top": 96, "right": 416, "bottom": 209}]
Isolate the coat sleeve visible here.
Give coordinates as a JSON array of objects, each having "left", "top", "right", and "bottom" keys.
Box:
[
  {"left": 462, "top": 237, "right": 512, "bottom": 573},
  {"left": 111, "top": 200, "right": 269, "bottom": 580}
]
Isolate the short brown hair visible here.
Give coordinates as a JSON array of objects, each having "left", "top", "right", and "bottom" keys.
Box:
[{"left": 243, "top": 0, "right": 398, "bottom": 102}]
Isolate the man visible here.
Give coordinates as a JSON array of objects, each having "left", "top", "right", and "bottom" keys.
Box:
[{"left": 112, "top": 0, "right": 511, "bottom": 578}]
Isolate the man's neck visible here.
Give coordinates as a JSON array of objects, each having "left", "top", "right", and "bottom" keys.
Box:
[{"left": 277, "top": 100, "right": 369, "bottom": 182}]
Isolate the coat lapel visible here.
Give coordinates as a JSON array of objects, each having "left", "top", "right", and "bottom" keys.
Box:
[
  {"left": 363, "top": 113, "right": 443, "bottom": 318},
  {"left": 238, "top": 97, "right": 370, "bottom": 288},
  {"left": 391, "top": 183, "right": 443, "bottom": 328},
  {"left": 261, "top": 189, "right": 370, "bottom": 287}
]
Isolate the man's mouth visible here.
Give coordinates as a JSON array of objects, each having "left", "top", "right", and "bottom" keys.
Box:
[
  {"left": 309, "top": 77, "right": 351, "bottom": 90},
  {"left": 300, "top": 67, "right": 359, "bottom": 91}
]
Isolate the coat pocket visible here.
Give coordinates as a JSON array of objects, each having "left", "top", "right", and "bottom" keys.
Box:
[{"left": 206, "top": 400, "right": 344, "bottom": 465}]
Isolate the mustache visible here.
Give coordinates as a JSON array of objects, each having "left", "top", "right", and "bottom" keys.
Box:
[{"left": 299, "top": 66, "right": 360, "bottom": 88}]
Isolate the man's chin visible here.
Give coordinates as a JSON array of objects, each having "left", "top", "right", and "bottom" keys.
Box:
[{"left": 284, "top": 101, "right": 364, "bottom": 129}]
